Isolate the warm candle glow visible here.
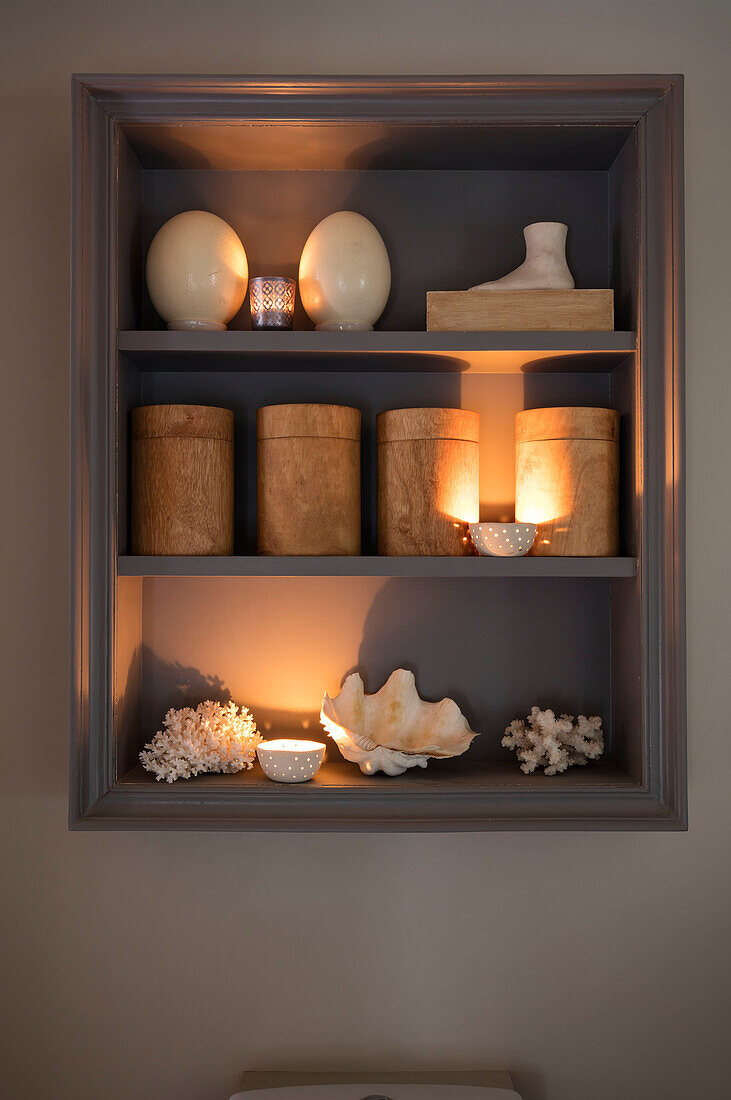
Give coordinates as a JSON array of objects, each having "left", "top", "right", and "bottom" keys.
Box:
[
  {"left": 258, "top": 738, "right": 325, "bottom": 753},
  {"left": 515, "top": 489, "right": 564, "bottom": 526},
  {"left": 436, "top": 481, "right": 480, "bottom": 525},
  {"left": 256, "top": 738, "right": 326, "bottom": 783},
  {"left": 515, "top": 408, "right": 620, "bottom": 557}
]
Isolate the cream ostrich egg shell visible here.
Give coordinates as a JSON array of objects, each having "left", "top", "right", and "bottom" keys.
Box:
[
  {"left": 298, "top": 211, "right": 391, "bottom": 328},
  {"left": 146, "top": 210, "right": 248, "bottom": 330}
]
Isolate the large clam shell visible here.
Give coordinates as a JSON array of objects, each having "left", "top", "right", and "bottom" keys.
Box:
[{"left": 320, "top": 669, "right": 478, "bottom": 776}]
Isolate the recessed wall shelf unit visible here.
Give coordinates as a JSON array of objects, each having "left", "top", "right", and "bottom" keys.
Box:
[{"left": 71, "top": 75, "right": 685, "bottom": 830}]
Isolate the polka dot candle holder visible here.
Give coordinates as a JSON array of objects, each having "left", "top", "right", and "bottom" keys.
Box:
[
  {"left": 469, "top": 522, "right": 537, "bottom": 557},
  {"left": 256, "top": 739, "right": 326, "bottom": 783}
]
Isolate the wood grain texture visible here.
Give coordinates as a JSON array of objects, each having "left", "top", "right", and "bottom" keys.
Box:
[
  {"left": 257, "top": 402, "right": 360, "bottom": 440},
  {"left": 515, "top": 405, "right": 619, "bottom": 443},
  {"left": 257, "top": 404, "right": 361, "bottom": 555},
  {"left": 515, "top": 406, "right": 620, "bottom": 556},
  {"left": 427, "top": 289, "right": 614, "bottom": 331},
  {"left": 377, "top": 406, "right": 480, "bottom": 443},
  {"left": 132, "top": 402, "right": 233, "bottom": 440},
  {"left": 378, "top": 408, "right": 479, "bottom": 555},
  {"left": 131, "top": 405, "right": 234, "bottom": 556}
]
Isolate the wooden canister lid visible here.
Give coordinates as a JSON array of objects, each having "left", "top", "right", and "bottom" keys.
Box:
[
  {"left": 132, "top": 404, "right": 234, "bottom": 441},
  {"left": 377, "top": 407, "right": 479, "bottom": 444},
  {"left": 257, "top": 403, "right": 361, "bottom": 441},
  {"left": 515, "top": 406, "right": 619, "bottom": 444}
]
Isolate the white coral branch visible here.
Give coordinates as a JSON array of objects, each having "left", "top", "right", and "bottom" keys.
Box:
[
  {"left": 140, "top": 700, "right": 261, "bottom": 782},
  {"left": 502, "top": 706, "right": 604, "bottom": 775}
]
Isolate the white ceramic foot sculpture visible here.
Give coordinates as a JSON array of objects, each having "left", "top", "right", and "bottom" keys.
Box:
[{"left": 470, "top": 221, "right": 574, "bottom": 291}]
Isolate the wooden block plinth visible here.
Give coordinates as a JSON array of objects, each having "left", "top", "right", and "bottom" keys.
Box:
[{"left": 426, "top": 289, "right": 614, "bottom": 332}]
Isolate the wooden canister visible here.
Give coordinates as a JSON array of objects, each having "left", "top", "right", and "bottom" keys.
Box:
[
  {"left": 515, "top": 406, "right": 620, "bottom": 556},
  {"left": 131, "top": 404, "right": 234, "bottom": 555},
  {"left": 257, "top": 404, "right": 361, "bottom": 555},
  {"left": 377, "top": 408, "right": 480, "bottom": 556}
]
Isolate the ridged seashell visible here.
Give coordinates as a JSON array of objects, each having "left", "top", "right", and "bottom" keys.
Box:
[{"left": 320, "top": 669, "right": 478, "bottom": 776}]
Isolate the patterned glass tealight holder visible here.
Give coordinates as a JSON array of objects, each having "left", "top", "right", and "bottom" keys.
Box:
[{"left": 249, "top": 275, "right": 296, "bottom": 330}]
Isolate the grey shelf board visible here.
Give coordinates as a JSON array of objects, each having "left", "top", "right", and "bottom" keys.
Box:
[
  {"left": 118, "top": 329, "right": 636, "bottom": 373},
  {"left": 117, "top": 758, "right": 636, "bottom": 793},
  {"left": 73, "top": 759, "right": 679, "bottom": 831},
  {"left": 117, "top": 555, "right": 639, "bottom": 578}
]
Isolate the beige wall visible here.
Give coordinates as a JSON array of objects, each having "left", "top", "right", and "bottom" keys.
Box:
[{"left": 2, "top": 2, "right": 730, "bottom": 1098}]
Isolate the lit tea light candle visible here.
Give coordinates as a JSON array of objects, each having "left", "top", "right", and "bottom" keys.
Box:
[
  {"left": 256, "top": 739, "right": 326, "bottom": 783},
  {"left": 469, "top": 521, "right": 537, "bottom": 557},
  {"left": 249, "top": 275, "right": 296, "bottom": 330}
]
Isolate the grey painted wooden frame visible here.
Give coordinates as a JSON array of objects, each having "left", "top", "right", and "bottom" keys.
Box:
[{"left": 70, "top": 75, "right": 686, "bottom": 830}]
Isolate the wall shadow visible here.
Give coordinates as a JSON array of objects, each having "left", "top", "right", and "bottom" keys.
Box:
[
  {"left": 115, "top": 643, "right": 142, "bottom": 778},
  {"left": 116, "top": 645, "right": 327, "bottom": 778},
  {"left": 355, "top": 577, "right": 611, "bottom": 763},
  {"left": 141, "top": 646, "right": 232, "bottom": 711},
  {"left": 117, "top": 645, "right": 235, "bottom": 775}
]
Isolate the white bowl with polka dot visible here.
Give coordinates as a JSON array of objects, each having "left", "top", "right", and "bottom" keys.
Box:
[
  {"left": 256, "top": 739, "right": 326, "bottom": 783},
  {"left": 469, "top": 522, "right": 537, "bottom": 557}
]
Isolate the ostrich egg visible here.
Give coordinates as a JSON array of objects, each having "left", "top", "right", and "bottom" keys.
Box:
[
  {"left": 146, "top": 210, "right": 248, "bottom": 330},
  {"left": 298, "top": 211, "right": 391, "bottom": 330}
]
